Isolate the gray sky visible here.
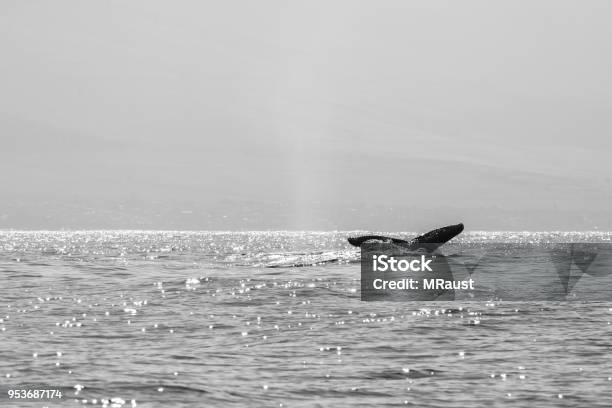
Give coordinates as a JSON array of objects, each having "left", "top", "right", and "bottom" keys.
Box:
[{"left": 1, "top": 1, "right": 611, "bottom": 230}]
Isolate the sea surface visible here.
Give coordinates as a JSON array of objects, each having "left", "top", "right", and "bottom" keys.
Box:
[{"left": 1, "top": 231, "right": 612, "bottom": 408}]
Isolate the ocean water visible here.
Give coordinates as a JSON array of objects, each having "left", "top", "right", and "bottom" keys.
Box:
[{"left": 1, "top": 231, "right": 612, "bottom": 408}]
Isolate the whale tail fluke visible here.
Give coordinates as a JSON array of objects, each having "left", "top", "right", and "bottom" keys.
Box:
[
  {"left": 347, "top": 235, "right": 408, "bottom": 247},
  {"left": 409, "top": 223, "right": 464, "bottom": 246},
  {"left": 347, "top": 223, "right": 464, "bottom": 251}
]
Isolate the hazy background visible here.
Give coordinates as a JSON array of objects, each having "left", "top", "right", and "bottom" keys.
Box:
[{"left": 1, "top": 0, "right": 611, "bottom": 231}]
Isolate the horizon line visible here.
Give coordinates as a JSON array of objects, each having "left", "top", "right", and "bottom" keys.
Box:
[{"left": 0, "top": 229, "right": 610, "bottom": 234}]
